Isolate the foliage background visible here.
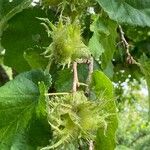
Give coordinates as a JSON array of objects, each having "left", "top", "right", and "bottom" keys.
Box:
[{"left": 0, "top": 0, "right": 150, "bottom": 150}]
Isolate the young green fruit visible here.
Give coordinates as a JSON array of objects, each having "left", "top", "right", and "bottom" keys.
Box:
[
  {"left": 42, "top": 19, "right": 91, "bottom": 68},
  {"left": 44, "top": 92, "right": 109, "bottom": 149}
]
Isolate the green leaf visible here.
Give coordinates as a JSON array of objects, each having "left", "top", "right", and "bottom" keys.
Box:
[
  {"left": 0, "top": 70, "right": 52, "bottom": 149},
  {"left": 88, "top": 33, "right": 104, "bottom": 61},
  {"left": 54, "top": 68, "right": 73, "bottom": 92},
  {"left": 96, "top": 0, "right": 150, "bottom": 27},
  {"left": 0, "top": 0, "right": 32, "bottom": 51},
  {"left": 89, "top": 16, "right": 117, "bottom": 70},
  {"left": 91, "top": 70, "right": 118, "bottom": 150},
  {"left": 54, "top": 64, "right": 88, "bottom": 92},
  {"left": 0, "top": 0, "right": 31, "bottom": 31},
  {"left": 1, "top": 7, "right": 53, "bottom": 72},
  {"left": 139, "top": 55, "right": 150, "bottom": 88},
  {"left": 124, "top": 26, "right": 150, "bottom": 43},
  {"left": 139, "top": 54, "right": 150, "bottom": 120},
  {"left": 24, "top": 46, "right": 49, "bottom": 70},
  {"left": 103, "top": 61, "right": 114, "bottom": 79},
  {"left": 0, "top": 0, "right": 31, "bottom": 19}
]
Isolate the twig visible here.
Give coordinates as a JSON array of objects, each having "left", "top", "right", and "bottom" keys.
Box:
[
  {"left": 78, "top": 82, "right": 88, "bottom": 87},
  {"left": 87, "top": 57, "right": 94, "bottom": 82},
  {"left": 45, "top": 92, "right": 70, "bottom": 96},
  {"left": 118, "top": 25, "right": 130, "bottom": 56},
  {"left": 86, "top": 57, "right": 94, "bottom": 95},
  {"left": 72, "top": 61, "right": 79, "bottom": 92},
  {"left": 118, "top": 25, "right": 140, "bottom": 66}
]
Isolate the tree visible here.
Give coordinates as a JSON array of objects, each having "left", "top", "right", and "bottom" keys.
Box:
[{"left": 0, "top": 0, "right": 150, "bottom": 149}]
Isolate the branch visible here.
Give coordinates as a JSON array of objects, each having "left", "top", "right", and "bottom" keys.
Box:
[
  {"left": 86, "top": 57, "right": 94, "bottom": 95},
  {"left": 72, "top": 61, "right": 79, "bottom": 92},
  {"left": 87, "top": 57, "right": 94, "bottom": 82},
  {"left": 118, "top": 25, "right": 140, "bottom": 66},
  {"left": 118, "top": 25, "right": 130, "bottom": 55}
]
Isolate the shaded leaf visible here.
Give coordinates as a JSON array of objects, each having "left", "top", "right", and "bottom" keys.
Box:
[
  {"left": 0, "top": 0, "right": 31, "bottom": 52},
  {"left": 24, "top": 46, "right": 49, "bottom": 70},
  {"left": 1, "top": 7, "right": 54, "bottom": 72},
  {"left": 54, "top": 68, "right": 73, "bottom": 92},
  {"left": 54, "top": 64, "right": 88, "bottom": 92},
  {"left": 103, "top": 61, "right": 114, "bottom": 79}
]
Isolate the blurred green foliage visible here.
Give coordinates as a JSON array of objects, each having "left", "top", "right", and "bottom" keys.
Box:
[{"left": 115, "top": 79, "right": 150, "bottom": 150}]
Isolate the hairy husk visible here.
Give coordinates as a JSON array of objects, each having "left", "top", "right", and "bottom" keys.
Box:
[
  {"left": 44, "top": 92, "right": 111, "bottom": 149},
  {"left": 41, "top": 19, "right": 91, "bottom": 68}
]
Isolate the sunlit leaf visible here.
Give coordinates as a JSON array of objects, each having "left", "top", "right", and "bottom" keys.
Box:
[
  {"left": 96, "top": 0, "right": 150, "bottom": 26},
  {"left": 0, "top": 70, "right": 52, "bottom": 149}
]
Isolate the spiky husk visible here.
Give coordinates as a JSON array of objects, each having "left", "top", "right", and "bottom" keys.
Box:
[
  {"left": 42, "top": 19, "right": 91, "bottom": 68},
  {"left": 46, "top": 92, "right": 110, "bottom": 149}
]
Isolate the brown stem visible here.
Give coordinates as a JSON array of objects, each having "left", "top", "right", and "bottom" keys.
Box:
[
  {"left": 87, "top": 57, "right": 94, "bottom": 82},
  {"left": 118, "top": 25, "right": 140, "bottom": 66},
  {"left": 72, "top": 62, "right": 80, "bottom": 150},
  {"left": 118, "top": 25, "right": 130, "bottom": 56},
  {"left": 72, "top": 61, "right": 79, "bottom": 93},
  {"left": 86, "top": 57, "right": 94, "bottom": 95}
]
